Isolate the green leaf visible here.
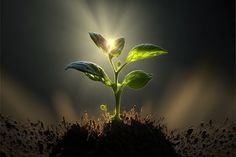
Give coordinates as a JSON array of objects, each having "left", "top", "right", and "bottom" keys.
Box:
[
  {"left": 65, "top": 61, "right": 112, "bottom": 86},
  {"left": 89, "top": 32, "right": 108, "bottom": 52},
  {"left": 122, "top": 70, "right": 152, "bottom": 89},
  {"left": 126, "top": 44, "right": 167, "bottom": 63},
  {"left": 109, "top": 38, "right": 125, "bottom": 57}
]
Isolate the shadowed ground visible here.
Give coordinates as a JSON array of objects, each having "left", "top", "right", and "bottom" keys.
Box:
[
  {"left": 0, "top": 108, "right": 235, "bottom": 157},
  {"left": 50, "top": 120, "right": 178, "bottom": 157}
]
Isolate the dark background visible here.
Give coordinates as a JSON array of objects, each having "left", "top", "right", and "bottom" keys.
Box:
[{"left": 1, "top": 0, "right": 235, "bottom": 128}]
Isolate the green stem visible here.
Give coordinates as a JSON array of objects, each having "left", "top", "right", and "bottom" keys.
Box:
[
  {"left": 113, "top": 90, "right": 121, "bottom": 121},
  {"left": 108, "top": 55, "right": 116, "bottom": 72},
  {"left": 108, "top": 56, "right": 122, "bottom": 121},
  {"left": 117, "top": 62, "right": 127, "bottom": 74}
]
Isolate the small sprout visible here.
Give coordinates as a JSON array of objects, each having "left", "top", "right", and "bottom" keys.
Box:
[
  {"left": 117, "top": 61, "right": 121, "bottom": 68},
  {"left": 65, "top": 32, "right": 167, "bottom": 121},
  {"left": 100, "top": 104, "right": 107, "bottom": 112}
]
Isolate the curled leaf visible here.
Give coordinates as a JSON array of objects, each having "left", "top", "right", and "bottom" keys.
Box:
[{"left": 100, "top": 104, "right": 107, "bottom": 111}]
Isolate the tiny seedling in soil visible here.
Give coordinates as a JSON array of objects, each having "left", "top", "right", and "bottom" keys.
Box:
[{"left": 65, "top": 32, "right": 167, "bottom": 121}]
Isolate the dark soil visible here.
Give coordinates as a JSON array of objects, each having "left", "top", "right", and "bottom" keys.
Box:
[
  {"left": 50, "top": 120, "right": 178, "bottom": 157},
  {"left": 0, "top": 110, "right": 235, "bottom": 157}
]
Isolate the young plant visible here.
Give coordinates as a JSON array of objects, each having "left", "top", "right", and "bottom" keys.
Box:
[{"left": 65, "top": 32, "right": 167, "bottom": 121}]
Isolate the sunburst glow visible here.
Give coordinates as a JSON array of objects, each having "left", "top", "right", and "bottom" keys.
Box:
[
  {"left": 106, "top": 39, "right": 115, "bottom": 52},
  {"left": 62, "top": 0, "right": 157, "bottom": 64}
]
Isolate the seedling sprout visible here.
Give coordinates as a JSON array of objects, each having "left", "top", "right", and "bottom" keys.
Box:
[{"left": 65, "top": 32, "right": 167, "bottom": 121}]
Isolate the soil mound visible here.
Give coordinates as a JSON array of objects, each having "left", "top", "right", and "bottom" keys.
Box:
[{"left": 50, "top": 120, "right": 178, "bottom": 157}]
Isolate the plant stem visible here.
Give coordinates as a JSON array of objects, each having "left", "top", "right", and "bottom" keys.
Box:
[
  {"left": 113, "top": 90, "right": 121, "bottom": 121},
  {"left": 108, "top": 56, "right": 122, "bottom": 121},
  {"left": 108, "top": 55, "right": 116, "bottom": 72},
  {"left": 117, "top": 62, "right": 127, "bottom": 74}
]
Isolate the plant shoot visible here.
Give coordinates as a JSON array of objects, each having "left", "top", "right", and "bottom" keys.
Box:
[{"left": 65, "top": 32, "right": 167, "bottom": 121}]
